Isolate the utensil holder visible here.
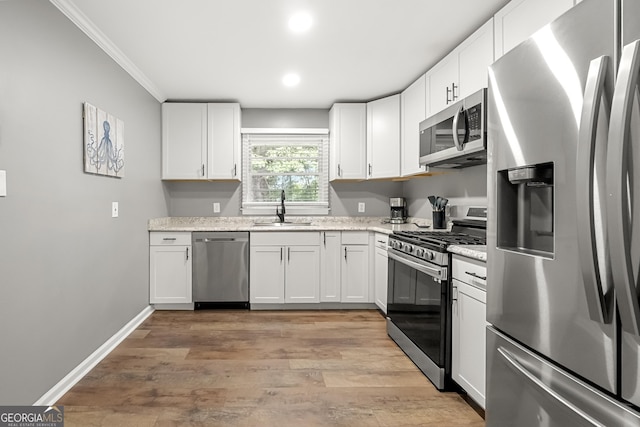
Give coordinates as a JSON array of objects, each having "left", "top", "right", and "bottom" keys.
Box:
[{"left": 432, "top": 211, "right": 446, "bottom": 229}]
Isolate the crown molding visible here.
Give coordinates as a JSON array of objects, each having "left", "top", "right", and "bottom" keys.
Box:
[{"left": 49, "top": 0, "right": 166, "bottom": 102}]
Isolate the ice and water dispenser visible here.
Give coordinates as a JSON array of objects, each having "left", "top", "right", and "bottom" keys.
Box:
[{"left": 497, "top": 163, "right": 554, "bottom": 257}]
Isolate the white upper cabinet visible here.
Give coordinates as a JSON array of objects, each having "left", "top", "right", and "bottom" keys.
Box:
[
  {"left": 494, "top": 0, "right": 576, "bottom": 59},
  {"left": 367, "top": 94, "right": 400, "bottom": 179},
  {"left": 329, "top": 103, "right": 367, "bottom": 181},
  {"left": 428, "top": 20, "right": 494, "bottom": 116},
  {"left": 458, "top": 19, "right": 494, "bottom": 100},
  {"left": 162, "top": 103, "right": 207, "bottom": 180},
  {"left": 207, "top": 103, "right": 241, "bottom": 180},
  {"left": 401, "top": 74, "right": 428, "bottom": 177},
  {"left": 162, "top": 102, "right": 241, "bottom": 180}
]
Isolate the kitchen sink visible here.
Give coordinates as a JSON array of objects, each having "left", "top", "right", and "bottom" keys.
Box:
[{"left": 252, "top": 221, "right": 313, "bottom": 227}]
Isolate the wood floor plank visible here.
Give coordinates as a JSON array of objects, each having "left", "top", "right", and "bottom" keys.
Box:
[{"left": 57, "top": 309, "right": 484, "bottom": 426}]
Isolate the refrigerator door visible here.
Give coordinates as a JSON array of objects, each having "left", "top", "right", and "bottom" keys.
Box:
[
  {"left": 487, "top": 327, "right": 640, "bottom": 427},
  {"left": 610, "top": 0, "right": 640, "bottom": 406},
  {"left": 487, "top": 0, "right": 617, "bottom": 393}
]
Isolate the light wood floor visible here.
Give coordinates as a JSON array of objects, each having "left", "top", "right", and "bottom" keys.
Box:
[{"left": 57, "top": 310, "right": 484, "bottom": 426}]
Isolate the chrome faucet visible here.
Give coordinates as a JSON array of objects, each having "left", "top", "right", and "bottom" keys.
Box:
[{"left": 276, "top": 190, "right": 286, "bottom": 222}]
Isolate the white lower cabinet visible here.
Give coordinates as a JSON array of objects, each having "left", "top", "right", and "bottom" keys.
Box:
[
  {"left": 320, "top": 231, "right": 342, "bottom": 302},
  {"left": 451, "top": 255, "right": 487, "bottom": 409},
  {"left": 341, "top": 232, "right": 371, "bottom": 303},
  {"left": 250, "top": 232, "right": 320, "bottom": 305},
  {"left": 374, "top": 233, "right": 388, "bottom": 313},
  {"left": 149, "top": 232, "right": 192, "bottom": 305}
]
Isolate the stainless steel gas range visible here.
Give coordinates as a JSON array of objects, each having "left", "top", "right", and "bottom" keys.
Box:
[{"left": 386, "top": 208, "right": 486, "bottom": 390}]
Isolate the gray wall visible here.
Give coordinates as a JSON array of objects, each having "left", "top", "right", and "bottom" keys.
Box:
[
  {"left": 403, "top": 165, "right": 488, "bottom": 218},
  {"left": 0, "top": 1, "right": 167, "bottom": 404}
]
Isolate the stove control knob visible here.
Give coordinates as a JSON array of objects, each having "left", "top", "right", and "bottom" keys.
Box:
[
  {"left": 406, "top": 244, "right": 414, "bottom": 253},
  {"left": 415, "top": 248, "right": 424, "bottom": 258},
  {"left": 424, "top": 251, "right": 434, "bottom": 261}
]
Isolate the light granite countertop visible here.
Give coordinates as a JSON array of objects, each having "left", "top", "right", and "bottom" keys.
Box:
[
  {"left": 148, "top": 216, "right": 487, "bottom": 260},
  {"left": 148, "top": 216, "right": 435, "bottom": 235},
  {"left": 448, "top": 245, "right": 487, "bottom": 262}
]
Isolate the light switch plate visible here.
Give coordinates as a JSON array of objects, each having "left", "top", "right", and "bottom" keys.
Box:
[
  {"left": 0, "top": 170, "right": 6, "bottom": 197},
  {"left": 213, "top": 202, "right": 220, "bottom": 213},
  {"left": 358, "top": 202, "right": 365, "bottom": 213},
  {"left": 112, "top": 201, "right": 119, "bottom": 218}
]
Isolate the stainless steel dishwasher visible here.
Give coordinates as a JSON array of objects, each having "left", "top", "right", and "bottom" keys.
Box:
[{"left": 192, "top": 232, "right": 249, "bottom": 309}]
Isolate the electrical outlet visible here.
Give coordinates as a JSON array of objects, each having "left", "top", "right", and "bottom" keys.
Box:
[
  {"left": 111, "top": 201, "right": 119, "bottom": 218},
  {"left": 358, "top": 202, "right": 365, "bottom": 213},
  {"left": 213, "top": 202, "right": 221, "bottom": 213},
  {"left": 0, "top": 170, "right": 6, "bottom": 197}
]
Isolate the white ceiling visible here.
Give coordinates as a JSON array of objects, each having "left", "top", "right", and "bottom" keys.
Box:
[{"left": 55, "top": 0, "right": 511, "bottom": 108}]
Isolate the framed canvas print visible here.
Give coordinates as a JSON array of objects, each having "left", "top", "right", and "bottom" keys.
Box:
[{"left": 83, "top": 102, "right": 125, "bottom": 177}]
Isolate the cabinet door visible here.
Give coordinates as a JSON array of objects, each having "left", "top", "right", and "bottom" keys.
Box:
[
  {"left": 329, "top": 103, "right": 367, "bottom": 180},
  {"left": 162, "top": 103, "right": 207, "bottom": 179},
  {"left": 250, "top": 246, "right": 285, "bottom": 303},
  {"left": 207, "top": 103, "right": 241, "bottom": 180},
  {"left": 367, "top": 94, "right": 400, "bottom": 179},
  {"left": 320, "top": 232, "right": 342, "bottom": 302},
  {"left": 341, "top": 245, "right": 370, "bottom": 302},
  {"left": 458, "top": 19, "right": 494, "bottom": 99},
  {"left": 401, "top": 75, "right": 428, "bottom": 177},
  {"left": 494, "top": 0, "right": 575, "bottom": 59},
  {"left": 285, "top": 246, "right": 320, "bottom": 303},
  {"left": 452, "top": 279, "right": 487, "bottom": 409},
  {"left": 428, "top": 53, "right": 459, "bottom": 115},
  {"left": 374, "top": 246, "right": 388, "bottom": 313},
  {"left": 149, "top": 245, "right": 192, "bottom": 304}
]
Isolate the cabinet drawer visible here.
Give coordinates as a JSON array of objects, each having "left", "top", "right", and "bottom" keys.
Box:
[
  {"left": 341, "top": 231, "right": 369, "bottom": 245},
  {"left": 150, "top": 232, "right": 192, "bottom": 246},
  {"left": 251, "top": 231, "right": 320, "bottom": 246},
  {"left": 452, "top": 255, "right": 486, "bottom": 289},
  {"left": 374, "top": 232, "right": 389, "bottom": 249}
]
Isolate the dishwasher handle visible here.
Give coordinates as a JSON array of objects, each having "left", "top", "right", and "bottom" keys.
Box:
[{"left": 194, "top": 237, "right": 249, "bottom": 243}]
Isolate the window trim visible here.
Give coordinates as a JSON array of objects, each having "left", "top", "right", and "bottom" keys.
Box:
[{"left": 241, "top": 128, "right": 330, "bottom": 216}]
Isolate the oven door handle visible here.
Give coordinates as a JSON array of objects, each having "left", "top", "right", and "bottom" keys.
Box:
[{"left": 388, "top": 250, "right": 446, "bottom": 280}]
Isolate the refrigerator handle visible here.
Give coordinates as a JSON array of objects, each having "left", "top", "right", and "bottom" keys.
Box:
[
  {"left": 576, "top": 55, "right": 612, "bottom": 324},
  {"left": 607, "top": 39, "right": 640, "bottom": 336},
  {"left": 452, "top": 106, "right": 468, "bottom": 151},
  {"left": 497, "top": 347, "right": 605, "bottom": 427}
]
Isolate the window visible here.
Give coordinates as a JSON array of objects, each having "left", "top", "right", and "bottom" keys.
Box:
[{"left": 242, "top": 132, "right": 329, "bottom": 215}]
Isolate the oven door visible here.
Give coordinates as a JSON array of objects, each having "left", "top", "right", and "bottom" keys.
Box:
[{"left": 387, "top": 249, "right": 449, "bottom": 368}]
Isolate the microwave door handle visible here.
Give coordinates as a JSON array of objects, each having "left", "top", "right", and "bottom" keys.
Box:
[
  {"left": 452, "top": 106, "right": 464, "bottom": 151},
  {"left": 577, "top": 55, "right": 612, "bottom": 324},
  {"left": 607, "top": 39, "right": 640, "bottom": 336}
]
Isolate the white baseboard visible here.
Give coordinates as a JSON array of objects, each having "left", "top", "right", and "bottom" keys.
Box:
[{"left": 34, "top": 305, "right": 155, "bottom": 406}]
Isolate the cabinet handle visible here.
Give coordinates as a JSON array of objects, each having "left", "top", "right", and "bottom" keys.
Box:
[
  {"left": 280, "top": 247, "right": 283, "bottom": 262},
  {"left": 338, "top": 164, "right": 341, "bottom": 177},
  {"left": 452, "top": 285, "right": 458, "bottom": 314},
  {"left": 465, "top": 271, "right": 487, "bottom": 281},
  {"left": 452, "top": 83, "right": 458, "bottom": 101},
  {"left": 368, "top": 163, "right": 372, "bottom": 176},
  {"left": 201, "top": 164, "right": 205, "bottom": 177},
  {"left": 323, "top": 232, "right": 326, "bottom": 247},
  {"left": 288, "top": 247, "right": 291, "bottom": 262},
  {"left": 162, "top": 237, "right": 177, "bottom": 241},
  {"left": 233, "top": 164, "right": 237, "bottom": 177},
  {"left": 446, "top": 86, "right": 452, "bottom": 104},
  {"left": 344, "top": 247, "right": 348, "bottom": 260},
  {"left": 186, "top": 247, "right": 189, "bottom": 260}
]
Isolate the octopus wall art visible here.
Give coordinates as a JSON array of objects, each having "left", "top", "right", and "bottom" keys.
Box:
[{"left": 83, "top": 102, "right": 125, "bottom": 177}]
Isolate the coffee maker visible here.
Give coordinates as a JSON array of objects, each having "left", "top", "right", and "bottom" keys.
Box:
[{"left": 389, "top": 198, "right": 408, "bottom": 224}]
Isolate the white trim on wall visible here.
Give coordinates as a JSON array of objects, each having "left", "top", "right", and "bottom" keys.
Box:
[
  {"left": 49, "top": 0, "right": 166, "bottom": 102},
  {"left": 33, "top": 306, "right": 155, "bottom": 406}
]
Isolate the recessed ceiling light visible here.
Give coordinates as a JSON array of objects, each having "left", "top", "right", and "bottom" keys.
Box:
[
  {"left": 288, "top": 12, "right": 312, "bottom": 33},
  {"left": 282, "top": 73, "right": 300, "bottom": 87}
]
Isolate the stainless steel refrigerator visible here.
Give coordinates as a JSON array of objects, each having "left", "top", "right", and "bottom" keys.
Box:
[{"left": 487, "top": 0, "right": 640, "bottom": 424}]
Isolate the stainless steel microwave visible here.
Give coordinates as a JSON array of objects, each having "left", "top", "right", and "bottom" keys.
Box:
[{"left": 419, "top": 88, "right": 487, "bottom": 168}]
